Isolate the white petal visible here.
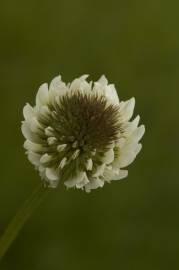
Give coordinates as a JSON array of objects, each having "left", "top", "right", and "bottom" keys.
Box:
[
  {"left": 121, "top": 125, "right": 144, "bottom": 155},
  {"left": 120, "top": 98, "right": 135, "bottom": 122},
  {"left": 104, "top": 84, "right": 119, "bottom": 105},
  {"left": 104, "top": 167, "right": 128, "bottom": 181},
  {"left": 111, "top": 169, "right": 128, "bottom": 181},
  {"left": 70, "top": 75, "right": 89, "bottom": 92},
  {"left": 86, "top": 159, "right": 93, "bottom": 170},
  {"left": 122, "top": 115, "right": 140, "bottom": 136},
  {"left": 93, "top": 75, "right": 108, "bottom": 97},
  {"left": 93, "top": 164, "right": 106, "bottom": 177},
  {"left": 36, "top": 83, "right": 49, "bottom": 107},
  {"left": 46, "top": 168, "right": 59, "bottom": 181},
  {"left": 117, "top": 141, "right": 143, "bottom": 168},
  {"left": 94, "top": 76, "right": 119, "bottom": 105},
  {"left": 48, "top": 180, "right": 59, "bottom": 188},
  {"left": 76, "top": 173, "right": 89, "bottom": 188},
  {"left": 30, "top": 117, "right": 43, "bottom": 133},
  {"left": 49, "top": 75, "right": 67, "bottom": 102},
  {"left": 102, "top": 149, "right": 115, "bottom": 164},
  {"left": 23, "top": 103, "right": 34, "bottom": 121},
  {"left": 132, "top": 115, "right": 140, "bottom": 127},
  {"left": 116, "top": 138, "right": 126, "bottom": 148},
  {"left": 85, "top": 178, "right": 104, "bottom": 191},
  {"left": 71, "top": 149, "right": 80, "bottom": 160},
  {"left": 64, "top": 171, "right": 85, "bottom": 188},
  {"left": 97, "top": 75, "right": 108, "bottom": 86},
  {"left": 135, "top": 143, "right": 142, "bottom": 155},
  {"left": 21, "top": 122, "right": 39, "bottom": 142},
  {"left": 45, "top": 127, "right": 54, "bottom": 137},
  {"left": 57, "top": 144, "right": 67, "bottom": 152},
  {"left": 47, "top": 137, "right": 57, "bottom": 145},
  {"left": 96, "top": 178, "right": 104, "bottom": 187},
  {"left": 130, "top": 125, "right": 145, "bottom": 143},
  {"left": 40, "top": 154, "right": 52, "bottom": 164},
  {"left": 93, "top": 82, "right": 104, "bottom": 97},
  {"left": 24, "top": 140, "right": 45, "bottom": 152},
  {"left": 79, "top": 80, "right": 92, "bottom": 92},
  {"left": 120, "top": 154, "right": 136, "bottom": 168},
  {"left": 49, "top": 75, "right": 62, "bottom": 90},
  {"left": 59, "top": 157, "right": 67, "bottom": 169},
  {"left": 27, "top": 151, "right": 41, "bottom": 166},
  {"left": 39, "top": 105, "right": 51, "bottom": 117}
]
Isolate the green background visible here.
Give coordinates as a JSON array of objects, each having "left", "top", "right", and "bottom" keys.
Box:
[{"left": 0, "top": 0, "right": 178, "bottom": 269}]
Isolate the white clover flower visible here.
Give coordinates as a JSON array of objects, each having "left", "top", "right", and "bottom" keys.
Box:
[{"left": 22, "top": 74, "right": 145, "bottom": 192}]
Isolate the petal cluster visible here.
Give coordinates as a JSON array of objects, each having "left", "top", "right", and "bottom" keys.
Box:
[{"left": 22, "top": 75, "right": 145, "bottom": 192}]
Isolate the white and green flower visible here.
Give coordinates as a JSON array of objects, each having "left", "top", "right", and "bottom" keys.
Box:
[{"left": 22, "top": 74, "right": 145, "bottom": 192}]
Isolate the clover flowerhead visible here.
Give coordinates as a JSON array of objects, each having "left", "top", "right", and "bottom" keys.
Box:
[{"left": 22, "top": 75, "right": 145, "bottom": 192}]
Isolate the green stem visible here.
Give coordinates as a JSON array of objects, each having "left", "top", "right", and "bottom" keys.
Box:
[{"left": 0, "top": 183, "right": 51, "bottom": 260}]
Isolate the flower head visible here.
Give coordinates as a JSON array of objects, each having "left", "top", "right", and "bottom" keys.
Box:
[{"left": 22, "top": 75, "right": 145, "bottom": 192}]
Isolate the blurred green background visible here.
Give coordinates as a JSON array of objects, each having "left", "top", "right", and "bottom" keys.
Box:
[{"left": 0, "top": 0, "right": 178, "bottom": 269}]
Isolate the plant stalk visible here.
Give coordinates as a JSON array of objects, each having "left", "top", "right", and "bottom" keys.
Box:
[{"left": 0, "top": 183, "right": 50, "bottom": 260}]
